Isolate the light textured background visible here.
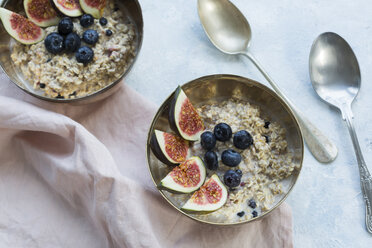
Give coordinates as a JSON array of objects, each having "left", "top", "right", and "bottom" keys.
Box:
[{"left": 126, "top": 0, "right": 372, "bottom": 247}]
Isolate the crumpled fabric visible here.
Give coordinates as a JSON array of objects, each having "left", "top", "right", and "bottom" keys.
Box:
[{"left": 0, "top": 71, "right": 293, "bottom": 248}]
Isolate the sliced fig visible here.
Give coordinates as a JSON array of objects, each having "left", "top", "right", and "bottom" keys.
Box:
[
  {"left": 150, "top": 130, "right": 189, "bottom": 166},
  {"left": 169, "top": 86, "right": 205, "bottom": 141},
  {"left": 53, "top": 0, "right": 83, "bottom": 17},
  {"left": 79, "top": 0, "right": 106, "bottom": 18},
  {"left": 24, "top": 0, "right": 60, "bottom": 27},
  {"left": 181, "top": 174, "right": 228, "bottom": 213},
  {"left": 0, "top": 8, "right": 45, "bottom": 45},
  {"left": 160, "top": 156, "right": 206, "bottom": 193}
]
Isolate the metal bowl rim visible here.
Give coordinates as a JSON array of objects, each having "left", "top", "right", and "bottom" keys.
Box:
[{"left": 146, "top": 74, "right": 304, "bottom": 226}]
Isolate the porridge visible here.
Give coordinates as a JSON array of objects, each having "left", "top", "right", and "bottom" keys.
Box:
[
  {"left": 10, "top": 0, "right": 136, "bottom": 99},
  {"left": 189, "top": 99, "right": 298, "bottom": 222}
]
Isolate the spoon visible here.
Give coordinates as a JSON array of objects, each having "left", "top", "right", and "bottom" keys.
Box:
[
  {"left": 309, "top": 32, "right": 372, "bottom": 233},
  {"left": 197, "top": 0, "right": 338, "bottom": 163}
]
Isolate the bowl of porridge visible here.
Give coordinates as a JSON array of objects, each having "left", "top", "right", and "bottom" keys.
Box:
[
  {"left": 0, "top": 0, "right": 143, "bottom": 103},
  {"left": 146, "top": 74, "right": 304, "bottom": 225}
]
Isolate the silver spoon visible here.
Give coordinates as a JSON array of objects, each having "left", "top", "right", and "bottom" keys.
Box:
[
  {"left": 309, "top": 32, "right": 372, "bottom": 233},
  {"left": 197, "top": 0, "right": 338, "bottom": 163}
]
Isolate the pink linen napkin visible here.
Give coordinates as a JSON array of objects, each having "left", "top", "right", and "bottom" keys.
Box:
[{"left": 0, "top": 71, "right": 293, "bottom": 248}]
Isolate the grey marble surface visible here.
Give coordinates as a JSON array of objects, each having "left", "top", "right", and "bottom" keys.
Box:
[{"left": 126, "top": 0, "right": 372, "bottom": 247}]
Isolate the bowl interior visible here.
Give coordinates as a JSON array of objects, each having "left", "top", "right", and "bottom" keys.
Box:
[
  {"left": 147, "top": 74, "right": 304, "bottom": 225},
  {"left": 0, "top": 0, "right": 143, "bottom": 103}
]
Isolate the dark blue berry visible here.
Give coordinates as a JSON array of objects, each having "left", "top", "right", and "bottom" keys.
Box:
[
  {"left": 83, "top": 29, "right": 99, "bottom": 45},
  {"left": 201, "top": 131, "right": 216, "bottom": 150},
  {"left": 39, "top": 83, "right": 46, "bottom": 88},
  {"left": 221, "top": 149, "right": 241, "bottom": 167},
  {"left": 80, "top": 14, "right": 94, "bottom": 27},
  {"left": 224, "top": 169, "right": 241, "bottom": 188},
  {"left": 237, "top": 211, "right": 245, "bottom": 217},
  {"left": 64, "top": 32, "right": 81, "bottom": 53},
  {"left": 58, "top": 17, "right": 73, "bottom": 35},
  {"left": 263, "top": 135, "right": 270, "bottom": 143},
  {"left": 252, "top": 210, "right": 258, "bottom": 218},
  {"left": 235, "top": 169, "right": 242, "bottom": 177},
  {"left": 105, "top": 29, "right": 113, "bottom": 36},
  {"left": 204, "top": 151, "right": 218, "bottom": 170},
  {"left": 99, "top": 17, "right": 108, "bottom": 26},
  {"left": 75, "top": 46, "right": 94, "bottom": 64},
  {"left": 44, "top": 32, "right": 64, "bottom": 54},
  {"left": 264, "top": 121, "right": 270, "bottom": 129},
  {"left": 214, "top": 123, "right": 232, "bottom": 141},
  {"left": 248, "top": 199, "right": 257, "bottom": 209},
  {"left": 233, "top": 130, "right": 253, "bottom": 149}
]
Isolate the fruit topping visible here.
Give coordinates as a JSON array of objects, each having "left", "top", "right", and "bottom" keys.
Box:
[
  {"left": 233, "top": 130, "right": 253, "bottom": 149},
  {"left": 263, "top": 135, "right": 270, "bottom": 143},
  {"left": 204, "top": 151, "right": 218, "bottom": 170},
  {"left": 237, "top": 211, "right": 245, "bottom": 217},
  {"left": 200, "top": 131, "right": 216, "bottom": 150},
  {"left": 52, "top": 0, "right": 83, "bottom": 17},
  {"left": 82, "top": 29, "right": 98, "bottom": 44},
  {"left": 44, "top": 32, "right": 64, "bottom": 54},
  {"left": 181, "top": 174, "right": 228, "bottom": 212},
  {"left": 105, "top": 29, "right": 112, "bottom": 36},
  {"left": 80, "top": 13, "right": 94, "bottom": 27},
  {"left": 99, "top": 17, "right": 107, "bottom": 26},
  {"left": 79, "top": 0, "right": 106, "bottom": 19},
  {"left": 223, "top": 169, "right": 241, "bottom": 188},
  {"left": 0, "top": 8, "right": 45, "bottom": 45},
  {"left": 150, "top": 130, "right": 189, "bottom": 166},
  {"left": 24, "top": 0, "right": 60, "bottom": 27},
  {"left": 39, "top": 83, "right": 46, "bottom": 88},
  {"left": 221, "top": 149, "right": 241, "bottom": 167},
  {"left": 64, "top": 32, "right": 81, "bottom": 52},
  {"left": 58, "top": 17, "right": 73, "bottom": 35},
  {"left": 248, "top": 199, "right": 257, "bottom": 209},
  {"left": 75, "top": 46, "right": 94, "bottom": 64},
  {"left": 214, "top": 123, "right": 232, "bottom": 142},
  {"left": 252, "top": 210, "right": 258, "bottom": 218},
  {"left": 169, "top": 86, "right": 205, "bottom": 141},
  {"left": 160, "top": 156, "right": 206, "bottom": 193},
  {"left": 235, "top": 169, "right": 242, "bottom": 177},
  {"left": 264, "top": 121, "right": 270, "bottom": 129}
]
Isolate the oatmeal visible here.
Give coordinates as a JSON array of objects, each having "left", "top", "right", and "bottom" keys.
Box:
[
  {"left": 10, "top": 0, "right": 136, "bottom": 99},
  {"left": 189, "top": 99, "right": 298, "bottom": 222}
]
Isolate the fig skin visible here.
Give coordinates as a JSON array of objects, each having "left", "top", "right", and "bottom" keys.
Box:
[
  {"left": 150, "top": 132, "right": 178, "bottom": 166},
  {"left": 168, "top": 86, "right": 183, "bottom": 138}
]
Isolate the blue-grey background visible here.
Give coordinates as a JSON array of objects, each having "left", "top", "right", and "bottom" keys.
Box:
[{"left": 127, "top": 0, "right": 372, "bottom": 247}]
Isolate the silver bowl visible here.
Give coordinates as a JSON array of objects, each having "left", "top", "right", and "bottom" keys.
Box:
[
  {"left": 146, "top": 74, "right": 304, "bottom": 225},
  {"left": 0, "top": 0, "right": 143, "bottom": 104}
]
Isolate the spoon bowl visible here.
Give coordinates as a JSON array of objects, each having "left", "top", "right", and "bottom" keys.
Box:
[{"left": 309, "top": 32, "right": 361, "bottom": 109}]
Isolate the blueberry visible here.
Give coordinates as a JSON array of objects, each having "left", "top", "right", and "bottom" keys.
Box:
[
  {"left": 252, "top": 210, "right": 258, "bottom": 218},
  {"left": 44, "top": 32, "right": 64, "bottom": 54},
  {"left": 233, "top": 130, "right": 253, "bottom": 149},
  {"left": 64, "top": 32, "right": 81, "bottom": 53},
  {"left": 221, "top": 149, "right": 241, "bottom": 167},
  {"left": 58, "top": 17, "right": 73, "bottom": 35},
  {"left": 235, "top": 169, "right": 242, "bottom": 177},
  {"left": 263, "top": 135, "right": 270, "bottom": 143},
  {"left": 75, "top": 46, "right": 94, "bottom": 64},
  {"left": 204, "top": 151, "right": 218, "bottom": 170},
  {"left": 201, "top": 131, "right": 216, "bottom": 150},
  {"left": 83, "top": 29, "right": 99, "bottom": 45},
  {"left": 248, "top": 199, "right": 257, "bottom": 209},
  {"left": 264, "top": 121, "right": 270, "bottom": 129},
  {"left": 99, "top": 17, "right": 108, "bottom": 26},
  {"left": 224, "top": 169, "right": 241, "bottom": 188},
  {"left": 237, "top": 211, "right": 245, "bottom": 217},
  {"left": 214, "top": 123, "right": 232, "bottom": 141},
  {"left": 106, "top": 29, "right": 113, "bottom": 36},
  {"left": 39, "top": 83, "right": 46, "bottom": 89},
  {"left": 80, "top": 14, "right": 94, "bottom": 27}
]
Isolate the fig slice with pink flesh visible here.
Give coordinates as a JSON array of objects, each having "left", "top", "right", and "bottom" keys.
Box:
[
  {"left": 24, "top": 0, "right": 60, "bottom": 27},
  {"left": 53, "top": 0, "right": 83, "bottom": 17},
  {"left": 160, "top": 156, "right": 206, "bottom": 193},
  {"left": 0, "top": 8, "right": 45, "bottom": 45},
  {"left": 181, "top": 174, "right": 228, "bottom": 212}
]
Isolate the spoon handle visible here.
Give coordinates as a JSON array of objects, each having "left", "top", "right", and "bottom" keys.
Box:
[
  {"left": 242, "top": 52, "right": 338, "bottom": 163},
  {"left": 342, "top": 105, "right": 372, "bottom": 234}
]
